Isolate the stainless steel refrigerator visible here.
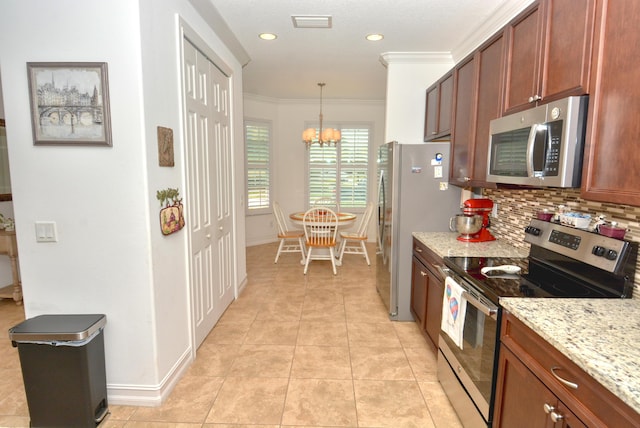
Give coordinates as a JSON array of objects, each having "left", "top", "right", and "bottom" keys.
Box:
[{"left": 376, "top": 141, "right": 461, "bottom": 321}]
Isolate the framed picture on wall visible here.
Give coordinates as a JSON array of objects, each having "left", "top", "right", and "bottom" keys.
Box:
[{"left": 27, "top": 62, "right": 112, "bottom": 146}]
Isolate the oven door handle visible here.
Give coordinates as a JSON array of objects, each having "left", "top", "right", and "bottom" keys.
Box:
[{"left": 463, "top": 291, "right": 498, "bottom": 320}]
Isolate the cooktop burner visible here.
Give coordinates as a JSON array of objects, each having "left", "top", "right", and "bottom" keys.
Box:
[
  {"left": 444, "top": 219, "right": 636, "bottom": 305},
  {"left": 444, "top": 255, "right": 625, "bottom": 305}
]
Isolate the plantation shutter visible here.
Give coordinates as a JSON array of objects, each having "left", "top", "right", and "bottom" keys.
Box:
[
  {"left": 307, "top": 125, "right": 370, "bottom": 209},
  {"left": 245, "top": 120, "right": 271, "bottom": 214}
]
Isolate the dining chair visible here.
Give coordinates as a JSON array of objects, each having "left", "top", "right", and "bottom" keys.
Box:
[
  {"left": 273, "top": 201, "right": 306, "bottom": 263},
  {"left": 302, "top": 207, "right": 339, "bottom": 274},
  {"left": 338, "top": 202, "right": 375, "bottom": 265}
]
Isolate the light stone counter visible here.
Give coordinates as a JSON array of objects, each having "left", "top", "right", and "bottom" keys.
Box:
[
  {"left": 500, "top": 298, "right": 640, "bottom": 415},
  {"left": 412, "top": 231, "right": 529, "bottom": 258}
]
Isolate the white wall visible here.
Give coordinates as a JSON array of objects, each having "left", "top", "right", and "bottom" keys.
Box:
[
  {"left": 381, "top": 53, "right": 454, "bottom": 145},
  {"left": 0, "top": 0, "right": 247, "bottom": 406},
  {"left": 244, "top": 95, "right": 385, "bottom": 246},
  {"left": 1, "top": 0, "right": 158, "bottom": 394},
  {"left": 0, "top": 73, "right": 14, "bottom": 282}
]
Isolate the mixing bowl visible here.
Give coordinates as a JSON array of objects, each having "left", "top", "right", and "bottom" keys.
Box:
[{"left": 450, "top": 214, "right": 483, "bottom": 235}]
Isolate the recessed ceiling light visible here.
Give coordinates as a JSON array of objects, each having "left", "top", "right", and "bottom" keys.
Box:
[
  {"left": 259, "top": 33, "right": 277, "bottom": 41},
  {"left": 366, "top": 34, "right": 384, "bottom": 42}
]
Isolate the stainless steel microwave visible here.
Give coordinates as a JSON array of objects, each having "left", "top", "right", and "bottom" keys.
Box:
[{"left": 486, "top": 96, "right": 588, "bottom": 187}]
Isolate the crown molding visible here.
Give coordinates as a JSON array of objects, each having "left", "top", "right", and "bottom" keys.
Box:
[
  {"left": 379, "top": 52, "right": 454, "bottom": 67},
  {"left": 452, "top": 0, "right": 535, "bottom": 62}
]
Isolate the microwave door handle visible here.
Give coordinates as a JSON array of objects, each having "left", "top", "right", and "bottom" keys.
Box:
[
  {"left": 526, "top": 124, "right": 539, "bottom": 177},
  {"left": 462, "top": 291, "right": 498, "bottom": 320}
]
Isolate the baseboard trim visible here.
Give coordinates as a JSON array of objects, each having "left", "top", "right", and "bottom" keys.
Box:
[{"left": 106, "top": 346, "right": 193, "bottom": 407}]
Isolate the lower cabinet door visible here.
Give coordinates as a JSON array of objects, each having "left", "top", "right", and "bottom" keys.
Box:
[
  {"left": 424, "top": 268, "right": 443, "bottom": 349},
  {"left": 410, "top": 256, "right": 428, "bottom": 330},
  {"left": 494, "top": 346, "right": 556, "bottom": 428}
]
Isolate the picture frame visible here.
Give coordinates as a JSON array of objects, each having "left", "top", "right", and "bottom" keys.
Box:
[{"left": 27, "top": 62, "right": 112, "bottom": 146}]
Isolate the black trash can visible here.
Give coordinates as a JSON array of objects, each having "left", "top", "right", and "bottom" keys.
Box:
[{"left": 9, "top": 314, "right": 109, "bottom": 427}]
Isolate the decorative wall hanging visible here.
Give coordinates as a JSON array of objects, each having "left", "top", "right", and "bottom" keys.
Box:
[
  {"left": 157, "top": 188, "right": 185, "bottom": 236},
  {"left": 157, "top": 126, "right": 174, "bottom": 166},
  {"left": 27, "top": 62, "right": 112, "bottom": 146}
]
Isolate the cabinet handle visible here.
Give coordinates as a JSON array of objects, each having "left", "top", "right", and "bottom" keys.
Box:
[
  {"left": 464, "top": 177, "right": 471, "bottom": 182},
  {"left": 550, "top": 366, "right": 578, "bottom": 389},
  {"left": 420, "top": 270, "right": 427, "bottom": 277},
  {"left": 415, "top": 247, "right": 423, "bottom": 253},
  {"left": 528, "top": 94, "right": 542, "bottom": 102},
  {"left": 543, "top": 403, "right": 564, "bottom": 422},
  {"left": 550, "top": 411, "right": 564, "bottom": 423},
  {"left": 431, "top": 131, "right": 437, "bottom": 135}
]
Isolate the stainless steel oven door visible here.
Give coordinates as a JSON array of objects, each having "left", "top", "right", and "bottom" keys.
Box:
[{"left": 438, "top": 274, "right": 500, "bottom": 424}]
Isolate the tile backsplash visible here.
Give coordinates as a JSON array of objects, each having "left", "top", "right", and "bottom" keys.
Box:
[{"left": 483, "top": 188, "right": 640, "bottom": 298}]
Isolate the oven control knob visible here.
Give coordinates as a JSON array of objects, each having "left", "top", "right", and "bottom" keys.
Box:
[
  {"left": 606, "top": 249, "right": 618, "bottom": 260},
  {"left": 525, "top": 226, "right": 541, "bottom": 236},
  {"left": 592, "top": 246, "right": 606, "bottom": 257}
]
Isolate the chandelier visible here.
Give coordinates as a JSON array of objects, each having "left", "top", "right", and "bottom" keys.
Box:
[{"left": 302, "top": 83, "right": 341, "bottom": 148}]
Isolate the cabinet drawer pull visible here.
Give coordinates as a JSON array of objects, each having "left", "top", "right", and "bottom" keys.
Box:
[
  {"left": 420, "top": 270, "right": 427, "bottom": 277},
  {"left": 550, "top": 411, "right": 564, "bottom": 422},
  {"left": 415, "top": 247, "right": 423, "bottom": 253},
  {"left": 550, "top": 366, "right": 578, "bottom": 389},
  {"left": 543, "top": 403, "right": 564, "bottom": 422}
]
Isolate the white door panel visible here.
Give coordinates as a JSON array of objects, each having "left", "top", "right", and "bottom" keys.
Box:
[{"left": 183, "top": 40, "right": 234, "bottom": 349}]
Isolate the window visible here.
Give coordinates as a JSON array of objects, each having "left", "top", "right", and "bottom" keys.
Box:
[
  {"left": 308, "top": 125, "right": 369, "bottom": 210},
  {"left": 245, "top": 120, "right": 271, "bottom": 214}
]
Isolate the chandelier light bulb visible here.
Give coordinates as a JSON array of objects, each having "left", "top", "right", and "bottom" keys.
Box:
[{"left": 302, "top": 83, "right": 341, "bottom": 148}]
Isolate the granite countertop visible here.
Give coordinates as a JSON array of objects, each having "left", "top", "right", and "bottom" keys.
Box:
[
  {"left": 412, "top": 231, "right": 529, "bottom": 258},
  {"left": 501, "top": 298, "right": 640, "bottom": 415}
]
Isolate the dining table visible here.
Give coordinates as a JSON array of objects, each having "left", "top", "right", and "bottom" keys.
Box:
[
  {"left": 288, "top": 211, "right": 357, "bottom": 228},
  {"left": 289, "top": 210, "right": 357, "bottom": 266}
]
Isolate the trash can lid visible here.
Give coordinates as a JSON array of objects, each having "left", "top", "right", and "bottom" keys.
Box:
[{"left": 8, "top": 314, "right": 106, "bottom": 342}]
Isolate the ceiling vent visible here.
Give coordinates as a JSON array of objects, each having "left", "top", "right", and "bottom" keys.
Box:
[{"left": 291, "top": 15, "right": 332, "bottom": 29}]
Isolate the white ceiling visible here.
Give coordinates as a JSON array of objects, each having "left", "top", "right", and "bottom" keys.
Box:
[{"left": 210, "top": 0, "right": 533, "bottom": 100}]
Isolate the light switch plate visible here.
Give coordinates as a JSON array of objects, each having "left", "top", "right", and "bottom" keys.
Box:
[{"left": 35, "top": 221, "right": 57, "bottom": 242}]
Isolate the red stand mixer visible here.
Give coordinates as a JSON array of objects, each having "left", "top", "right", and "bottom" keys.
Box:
[{"left": 456, "top": 198, "right": 496, "bottom": 242}]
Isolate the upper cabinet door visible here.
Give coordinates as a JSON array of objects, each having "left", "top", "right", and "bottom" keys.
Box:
[
  {"left": 471, "top": 32, "right": 505, "bottom": 189},
  {"left": 540, "top": 0, "right": 596, "bottom": 101},
  {"left": 424, "top": 71, "right": 453, "bottom": 141},
  {"left": 450, "top": 55, "right": 476, "bottom": 186},
  {"left": 503, "top": 0, "right": 596, "bottom": 115},
  {"left": 581, "top": 0, "right": 640, "bottom": 206},
  {"left": 503, "top": 2, "right": 542, "bottom": 114}
]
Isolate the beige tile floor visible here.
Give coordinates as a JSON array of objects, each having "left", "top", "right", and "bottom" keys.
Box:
[{"left": 0, "top": 242, "right": 462, "bottom": 427}]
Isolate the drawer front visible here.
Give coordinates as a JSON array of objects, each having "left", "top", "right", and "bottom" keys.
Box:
[
  {"left": 412, "top": 238, "right": 444, "bottom": 280},
  {"left": 501, "top": 312, "right": 640, "bottom": 428}
]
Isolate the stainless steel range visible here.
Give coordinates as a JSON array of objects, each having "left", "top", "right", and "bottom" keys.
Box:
[{"left": 438, "top": 219, "right": 637, "bottom": 427}]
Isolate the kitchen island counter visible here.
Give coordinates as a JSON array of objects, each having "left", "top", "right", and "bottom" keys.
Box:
[
  {"left": 500, "top": 297, "right": 640, "bottom": 416},
  {"left": 412, "top": 231, "right": 529, "bottom": 258}
]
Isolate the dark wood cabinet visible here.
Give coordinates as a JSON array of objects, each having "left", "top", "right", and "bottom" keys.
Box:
[
  {"left": 410, "top": 255, "right": 428, "bottom": 331},
  {"left": 424, "top": 71, "right": 453, "bottom": 141},
  {"left": 470, "top": 33, "right": 504, "bottom": 189},
  {"left": 450, "top": 54, "right": 476, "bottom": 186},
  {"left": 450, "top": 32, "right": 504, "bottom": 188},
  {"left": 410, "top": 238, "right": 445, "bottom": 349},
  {"left": 424, "top": 267, "right": 443, "bottom": 349},
  {"left": 494, "top": 312, "right": 640, "bottom": 428},
  {"left": 495, "top": 346, "right": 569, "bottom": 428},
  {"left": 503, "top": 0, "right": 595, "bottom": 114},
  {"left": 581, "top": 0, "right": 640, "bottom": 206}
]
